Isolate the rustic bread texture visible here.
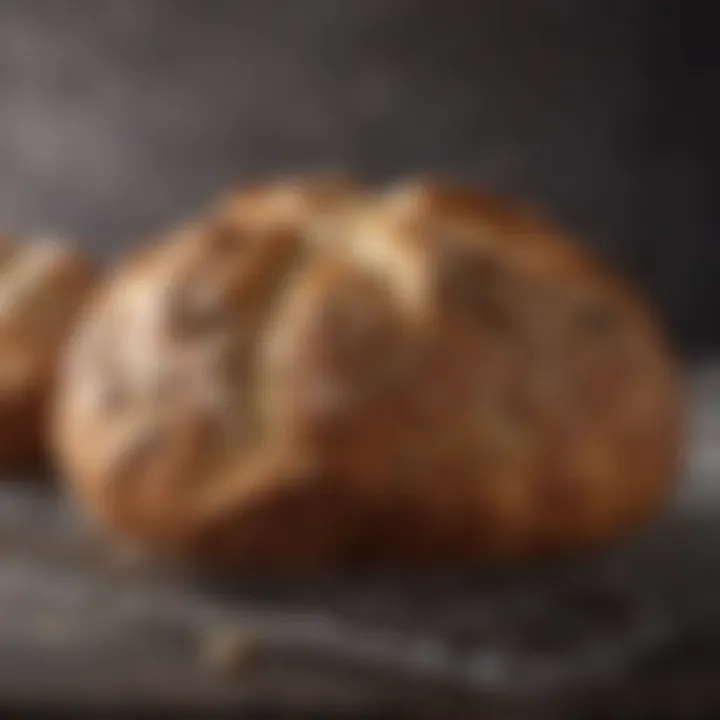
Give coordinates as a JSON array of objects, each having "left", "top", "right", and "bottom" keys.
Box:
[
  {"left": 0, "top": 237, "right": 98, "bottom": 467},
  {"left": 52, "top": 179, "right": 683, "bottom": 567}
]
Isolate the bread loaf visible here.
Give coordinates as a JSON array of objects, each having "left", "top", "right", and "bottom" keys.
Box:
[
  {"left": 1, "top": 237, "right": 98, "bottom": 467},
  {"left": 52, "top": 179, "right": 683, "bottom": 566}
]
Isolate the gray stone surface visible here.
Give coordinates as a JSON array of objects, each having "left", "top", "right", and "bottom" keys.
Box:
[{"left": 0, "top": 363, "right": 718, "bottom": 715}]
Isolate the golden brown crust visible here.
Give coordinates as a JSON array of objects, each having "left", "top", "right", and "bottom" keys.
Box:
[
  {"left": 0, "top": 237, "right": 99, "bottom": 468},
  {"left": 52, "top": 178, "right": 683, "bottom": 567}
]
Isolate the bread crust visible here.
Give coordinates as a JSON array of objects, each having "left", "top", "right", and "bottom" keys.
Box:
[
  {"left": 0, "top": 238, "right": 98, "bottom": 468},
  {"left": 52, "top": 179, "right": 683, "bottom": 566}
]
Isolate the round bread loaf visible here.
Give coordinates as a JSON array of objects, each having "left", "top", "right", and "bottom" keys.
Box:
[
  {"left": 52, "top": 179, "right": 683, "bottom": 567},
  {"left": 1, "top": 237, "right": 98, "bottom": 467}
]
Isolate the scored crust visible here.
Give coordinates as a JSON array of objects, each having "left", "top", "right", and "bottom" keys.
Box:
[
  {"left": 52, "top": 178, "right": 683, "bottom": 567},
  {"left": 0, "top": 237, "right": 98, "bottom": 467}
]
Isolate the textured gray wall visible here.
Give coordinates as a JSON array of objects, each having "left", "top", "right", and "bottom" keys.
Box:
[{"left": 0, "top": 0, "right": 717, "bottom": 353}]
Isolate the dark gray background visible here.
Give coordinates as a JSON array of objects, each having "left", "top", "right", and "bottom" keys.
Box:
[{"left": 1, "top": 0, "right": 718, "bottom": 354}]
